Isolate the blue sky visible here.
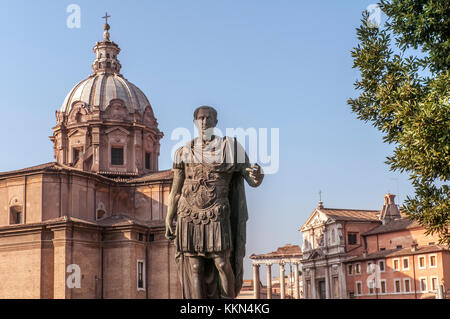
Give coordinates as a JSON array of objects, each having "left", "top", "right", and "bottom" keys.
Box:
[{"left": 0, "top": 0, "right": 414, "bottom": 281}]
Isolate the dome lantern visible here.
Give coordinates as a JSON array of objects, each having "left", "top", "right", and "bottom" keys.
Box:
[{"left": 92, "top": 13, "right": 122, "bottom": 74}]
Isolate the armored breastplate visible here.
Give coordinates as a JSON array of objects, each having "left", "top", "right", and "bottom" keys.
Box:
[
  {"left": 177, "top": 162, "right": 232, "bottom": 225},
  {"left": 182, "top": 163, "right": 232, "bottom": 209}
]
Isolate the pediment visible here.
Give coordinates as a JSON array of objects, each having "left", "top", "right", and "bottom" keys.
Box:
[
  {"left": 301, "top": 209, "right": 328, "bottom": 231},
  {"left": 307, "top": 249, "right": 325, "bottom": 260},
  {"left": 68, "top": 128, "right": 87, "bottom": 138},
  {"left": 104, "top": 99, "right": 129, "bottom": 120},
  {"left": 67, "top": 101, "right": 89, "bottom": 124},
  {"left": 105, "top": 126, "right": 131, "bottom": 136}
]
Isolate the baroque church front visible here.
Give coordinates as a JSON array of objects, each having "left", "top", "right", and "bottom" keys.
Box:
[{"left": 0, "top": 21, "right": 180, "bottom": 298}]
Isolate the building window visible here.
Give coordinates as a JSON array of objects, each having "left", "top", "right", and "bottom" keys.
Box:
[
  {"left": 418, "top": 255, "right": 426, "bottom": 269},
  {"left": 380, "top": 247, "right": 386, "bottom": 251},
  {"left": 393, "top": 258, "right": 400, "bottom": 271},
  {"left": 429, "top": 254, "right": 437, "bottom": 268},
  {"left": 356, "top": 282, "right": 362, "bottom": 295},
  {"left": 10, "top": 206, "right": 22, "bottom": 224},
  {"left": 431, "top": 277, "right": 438, "bottom": 291},
  {"left": 137, "top": 260, "right": 145, "bottom": 291},
  {"left": 355, "top": 263, "right": 361, "bottom": 274},
  {"left": 380, "top": 280, "right": 387, "bottom": 294},
  {"left": 145, "top": 152, "right": 151, "bottom": 170},
  {"left": 73, "top": 147, "right": 82, "bottom": 164},
  {"left": 404, "top": 278, "right": 411, "bottom": 293},
  {"left": 348, "top": 233, "right": 358, "bottom": 245},
  {"left": 366, "top": 261, "right": 373, "bottom": 274},
  {"left": 402, "top": 257, "right": 409, "bottom": 270},
  {"left": 111, "top": 147, "right": 124, "bottom": 165},
  {"left": 420, "top": 277, "right": 428, "bottom": 292},
  {"left": 379, "top": 260, "right": 385, "bottom": 272},
  {"left": 394, "top": 279, "right": 401, "bottom": 293},
  {"left": 106, "top": 53, "right": 110, "bottom": 58},
  {"left": 396, "top": 245, "right": 403, "bottom": 249},
  {"left": 348, "top": 264, "right": 353, "bottom": 275}
]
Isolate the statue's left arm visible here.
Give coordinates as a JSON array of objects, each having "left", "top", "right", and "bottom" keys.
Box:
[
  {"left": 230, "top": 138, "right": 264, "bottom": 187},
  {"left": 242, "top": 162, "right": 264, "bottom": 187}
]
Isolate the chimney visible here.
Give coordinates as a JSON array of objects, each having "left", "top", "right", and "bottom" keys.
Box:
[
  {"left": 380, "top": 193, "right": 401, "bottom": 224},
  {"left": 411, "top": 241, "right": 418, "bottom": 252},
  {"left": 318, "top": 201, "right": 324, "bottom": 209}
]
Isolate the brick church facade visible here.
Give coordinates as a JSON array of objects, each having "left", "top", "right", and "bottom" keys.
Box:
[{"left": 0, "top": 21, "right": 180, "bottom": 298}]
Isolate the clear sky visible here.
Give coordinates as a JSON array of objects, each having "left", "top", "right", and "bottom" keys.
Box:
[{"left": 0, "top": 0, "right": 414, "bottom": 282}]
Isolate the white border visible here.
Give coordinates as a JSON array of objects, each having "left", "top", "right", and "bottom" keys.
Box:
[
  {"left": 402, "top": 257, "right": 410, "bottom": 270},
  {"left": 419, "top": 276, "right": 428, "bottom": 292},
  {"left": 429, "top": 254, "right": 437, "bottom": 268},
  {"left": 393, "top": 258, "right": 400, "bottom": 271},
  {"left": 394, "top": 278, "right": 402, "bottom": 293},
  {"left": 403, "top": 278, "right": 412, "bottom": 293},
  {"left": 418, "top": 255, "right": 426, "bottom": 269},
  {"left": 378, "top": 259, "right": 386, "bottom": 272}
]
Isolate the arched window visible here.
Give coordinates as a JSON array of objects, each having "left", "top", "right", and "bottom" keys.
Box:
[{"left": 145, "top": 152, "right": 151, "bottom": 170}]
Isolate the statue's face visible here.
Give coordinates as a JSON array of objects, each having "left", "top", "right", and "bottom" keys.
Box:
[{"left": 194, "top": 108, "right": 217, "bottom": 132}]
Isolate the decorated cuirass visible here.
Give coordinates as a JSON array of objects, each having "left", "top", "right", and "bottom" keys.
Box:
[{"left": 177, "top": 161, "right": 233, "bottom": 225}]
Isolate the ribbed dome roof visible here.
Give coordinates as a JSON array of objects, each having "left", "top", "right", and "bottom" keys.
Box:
[{"left": 60, "top": 73, "right": 151, "bottom": 114}]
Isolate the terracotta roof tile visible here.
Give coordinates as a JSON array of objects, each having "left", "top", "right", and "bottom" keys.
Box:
[
  {"left": 346, "top": 245, "right": 449, "bottom": 262},
  {"left": 250, "top": 244, "right": 302, "bottom": 259},
  {"left": 0, "top": 162, "right": 58, "bottom": 176},
  {"left": 127, "top": 169, "right": 173, "bottom": 183},
  {"left": 363, "top": 218, "right": 420, "bottom": 236},
  {"left": 319, "top": 208, "right": 380, "bottom": 222}
]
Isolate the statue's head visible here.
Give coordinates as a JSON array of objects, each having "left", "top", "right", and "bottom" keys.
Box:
[{"left": 193, "top": 106, "right": 218, "bottom": 133}]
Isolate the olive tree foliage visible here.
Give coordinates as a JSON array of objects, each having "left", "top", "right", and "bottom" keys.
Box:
[{"left": 348, "top": 0, "right": 449, "bottom": 245}]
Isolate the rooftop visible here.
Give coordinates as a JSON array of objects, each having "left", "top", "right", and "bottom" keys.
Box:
[
  {"left": 250, "top": 244, "right": 302, "bottom": 259},
  {"left": 345, "top": 244, "right": 449, "bottom": 262},
  {"left": 363, "top": 218, "right": 420, "bottom": 236},
  {"left": 319, "top": 207, "right": 380, "bottom": 222}
]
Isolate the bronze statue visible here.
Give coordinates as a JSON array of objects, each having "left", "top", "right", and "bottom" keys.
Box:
[{"left": 165, "top": 106, "right": 264, "bottom": 299}]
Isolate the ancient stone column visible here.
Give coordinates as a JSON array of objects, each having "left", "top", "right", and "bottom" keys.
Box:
[
  {"left": 294, "top": 262, "right": 300, "bottom": 299},
  {"left": 311, "top": 268, "right": 317, "bottom": 299},
  {"left": 279, "top": 263, "right": 285, "bottom": 299},
  {"left": 253, "top": 264, "right": 260, "bottom": 299},
  {"left": 266, "top": 263, "right": 272, "bottom": 299},
  {"left": 325, "top": 265, "right": 330, "bottom": 299}
]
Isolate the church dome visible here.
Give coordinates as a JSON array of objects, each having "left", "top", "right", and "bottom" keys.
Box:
[
  {"left": 51, "top": 17, "right": 163, "bottom": 177},
  {"left": 60, "top": 73, "right": 151, "bottom": 114}
]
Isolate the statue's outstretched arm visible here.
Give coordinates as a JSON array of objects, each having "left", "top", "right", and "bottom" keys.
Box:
[
  {"left": 243, "top": 162, "right": 264, "bottom": 187},
  {"left": 165, "top": 169, "right": 184, "bottom": 240}
]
